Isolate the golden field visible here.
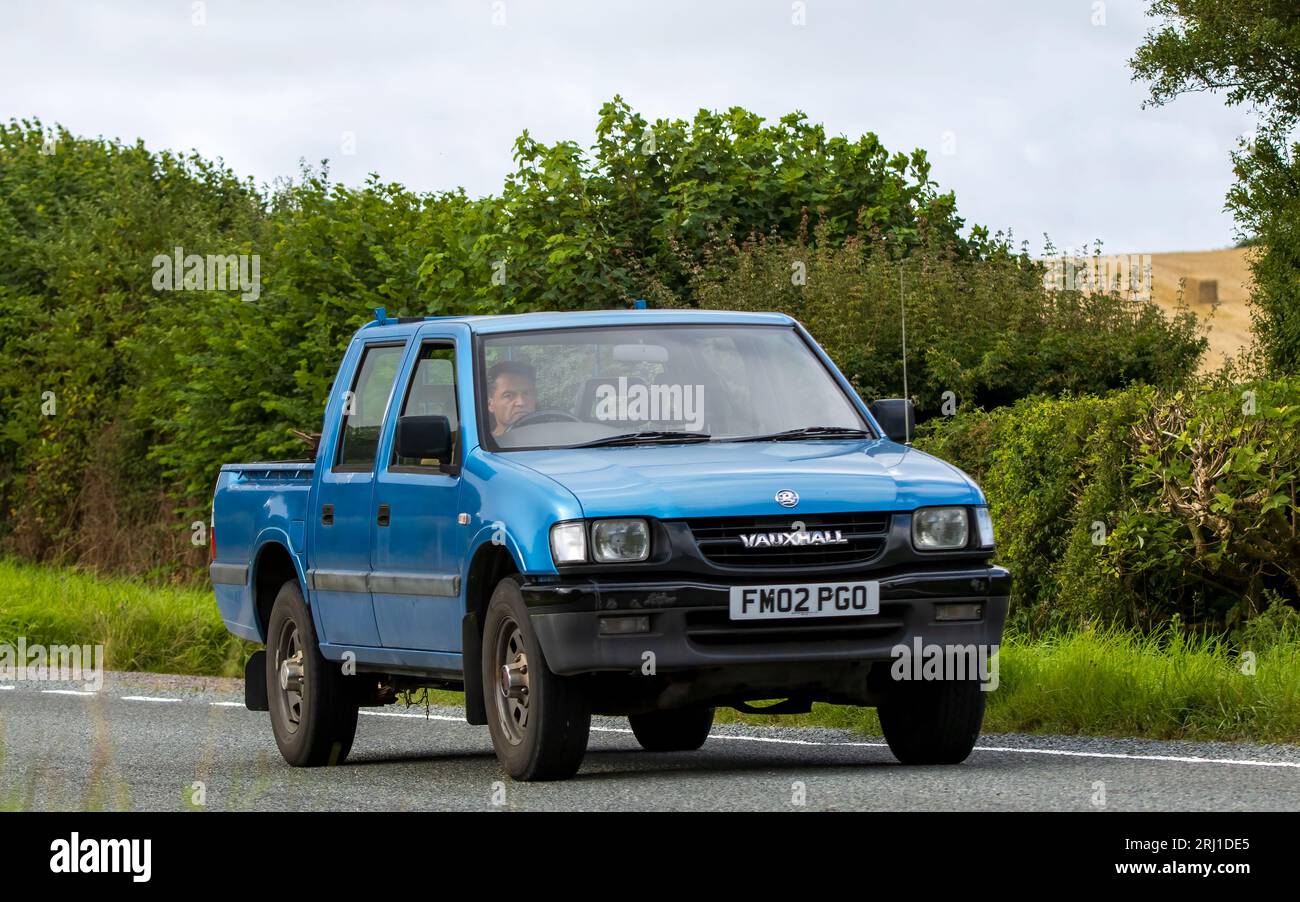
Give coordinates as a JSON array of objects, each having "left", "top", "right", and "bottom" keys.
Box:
[{"left": 1146, "top": 247, "right": 1257, "bottom": 371}]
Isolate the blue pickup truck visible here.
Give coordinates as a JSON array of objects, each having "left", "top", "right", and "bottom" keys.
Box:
[{"left": 210, "top": 308, "right": 1008, "bottom": 780}]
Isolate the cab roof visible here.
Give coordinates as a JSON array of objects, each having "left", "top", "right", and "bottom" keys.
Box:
[{"left": 358, "top": 308, "right": 798, "bottom": 338}]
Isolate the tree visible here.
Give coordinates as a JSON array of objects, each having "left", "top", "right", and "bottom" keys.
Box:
[{"left": 1131, "top": 1, "right": 1300, "bottom": 372}]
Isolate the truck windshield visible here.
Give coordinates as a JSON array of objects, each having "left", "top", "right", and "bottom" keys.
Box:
[{"left": 478, "top": 324, "right": 871, "bottom": 450}]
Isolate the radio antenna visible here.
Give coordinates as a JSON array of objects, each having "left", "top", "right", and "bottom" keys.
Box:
[{"left": 900, "top": 266, "right": 910, "bottom": 443}]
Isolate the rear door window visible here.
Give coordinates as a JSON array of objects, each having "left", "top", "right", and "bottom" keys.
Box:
[{"left": 335, "top": 343, "right": 405, "bottom": 469}]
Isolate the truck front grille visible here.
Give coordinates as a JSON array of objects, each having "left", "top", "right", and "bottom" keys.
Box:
[{"left": 683, "top": 512, "right": 891, "bottom": 568}]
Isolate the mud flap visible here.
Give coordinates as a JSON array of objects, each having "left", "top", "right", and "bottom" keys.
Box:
[
  {"left": 462, "top": 612, "right": 487, "bottom": 725},
  {"left": 245, "top": 650, "right": 269, "bottom": 711}
]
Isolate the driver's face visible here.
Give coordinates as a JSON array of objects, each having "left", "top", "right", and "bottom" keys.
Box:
[{"left": 489, "top": 373, "right": 537, "bottom": 435}]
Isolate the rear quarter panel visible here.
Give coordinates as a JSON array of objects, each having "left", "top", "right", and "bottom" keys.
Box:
[{"left": 212, "top": 464, "right": 313, "bottom": 642}]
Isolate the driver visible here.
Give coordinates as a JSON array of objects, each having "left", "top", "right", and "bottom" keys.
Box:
[{"left": 487, "top": 360, "right": 538, "bottom": 437}]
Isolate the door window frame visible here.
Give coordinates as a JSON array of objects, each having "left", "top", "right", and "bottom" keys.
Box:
[
  {"left": 387, "top": 338, "right": 464, "bottom": 477},
  {"left": 332, "top": 340, "right": 408, "bottom": 474}
]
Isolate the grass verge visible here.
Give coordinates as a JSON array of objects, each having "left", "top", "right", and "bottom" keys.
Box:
[
  {"left": 3, "top": 559, "right": 1297, "bottom": 743},
  {"left": 0, "top": 558, "right": 252, "bottom": 678}
]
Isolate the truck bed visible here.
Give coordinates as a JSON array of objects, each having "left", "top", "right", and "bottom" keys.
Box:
[{"left": 211, "top": 460, "right": 317, "bottom": 641}]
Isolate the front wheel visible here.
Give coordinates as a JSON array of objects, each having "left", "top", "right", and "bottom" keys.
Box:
[
  {"left": 628, "top": 706, "right": 715, "bottom": 752},
  {"left": 266, "top": 579, "right": 359, "bottom": 767},
  {"left": 878, "top": 678, "right": 986, "bottom": 765},
  {"left": 481, "top": 577, "right": 591, "bottom": 781}
]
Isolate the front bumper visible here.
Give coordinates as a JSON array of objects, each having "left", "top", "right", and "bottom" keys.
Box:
[{"left": 522, "top": 566, "right": 1010, "bottom": 676}]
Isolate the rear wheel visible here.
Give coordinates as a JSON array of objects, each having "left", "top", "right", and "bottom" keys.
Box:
[
  {"left": 481, "top": 577, "right": 591, "bottom": 781},
  {"left": 878, "top": 678, "right": 985, "bottom": 765},
  {"left": 628, "top": 706, "right": 715, "bottom": 752},
  {"left": 266, "top": 580, "right": 359, "bottom": 766}
]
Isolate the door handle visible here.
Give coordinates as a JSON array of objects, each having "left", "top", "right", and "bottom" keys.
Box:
[
  {"left": 321, "top": 504, "right": 334, "bottom": 526},
  {"left": 376, "top": 503, "right": 391, "bottom": 527}
]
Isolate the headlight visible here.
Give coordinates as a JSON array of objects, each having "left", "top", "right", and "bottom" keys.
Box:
[
  {"left": 549, "top": 522, "right": 587, "bottom": 565},
  {"left": 912, "top": 507, "right": 969, "bottom": 550},
  {"left": 974, "top": 506, "right": 995, "bottom": 548},
  {"left": 591, "top": 518, "right": 650, "bottom": 563}
]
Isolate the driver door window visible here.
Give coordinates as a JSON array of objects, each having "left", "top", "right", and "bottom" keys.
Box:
[{"left": 394, "top": 341, "right": 460, "bottom": 470}]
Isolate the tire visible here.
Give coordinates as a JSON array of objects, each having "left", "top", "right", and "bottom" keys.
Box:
[
  {"left": 878, "top": 678, "right": 986, "bottom": 765},
  {"left": 628, "top": 706, "right": 715, "bottom": 752},
  {"left": 481, "top": 577, "right": 591, "bottom": 781},
  {"left": 266, "top": 579, "right": 359, "bottom": 767}
]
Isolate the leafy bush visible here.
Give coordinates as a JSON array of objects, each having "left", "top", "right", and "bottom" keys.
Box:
[
  {"left": 920, "top": 376, "right": 1300, "bottom": 633},
  {"left": 0, "top": 102, "right": 1206, "bottom": 581},
  {"left": 0, "top": 119, "right": 266, "bottom": 574},
  {"left": 0, "top": 100, "right": 991, "bottom": 574},
  {"left": 652, "top": 232, "right": 1205, "bottom": 415}
]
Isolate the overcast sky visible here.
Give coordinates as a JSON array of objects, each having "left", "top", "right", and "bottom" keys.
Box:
[{"left": 1, "top": 0, "right": 1254, "bottom": 253}]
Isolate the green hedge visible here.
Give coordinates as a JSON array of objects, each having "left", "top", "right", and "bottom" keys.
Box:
[
  {"left": 0, "top": 106, "right": 1206, "bottom": 579},
  {"left": 648, "top": 232, "right": 1204, "bottom": 415},
  {"left": 0, "top": 104, "right": 988, "bottom": 576}
]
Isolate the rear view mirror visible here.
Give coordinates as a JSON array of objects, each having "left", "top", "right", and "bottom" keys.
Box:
[
  {"left": 869, "top": 399, "right": 915, "bottom": 443},
  {"left": 612, "top": 343, "right": 668, "bottom": 363},
  {"left": 396, "top": 415, "right": 452, "bottom": 461}
]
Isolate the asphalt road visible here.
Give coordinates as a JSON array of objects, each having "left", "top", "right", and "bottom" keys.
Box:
[{"left": 3, "top": 671, "right": 1299, "bottom": 811}]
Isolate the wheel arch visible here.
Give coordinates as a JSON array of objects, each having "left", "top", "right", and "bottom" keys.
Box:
[
  {"left": 252, "top": 538, "right": 307, "bottom": 643},
  {"left": 460, "top": 539, "right": 522, "bottom": 724}
]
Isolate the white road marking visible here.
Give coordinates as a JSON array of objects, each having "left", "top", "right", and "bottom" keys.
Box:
[
  {"left": 20, "top": 685, "right": 1300, "bottom": 769},
  {"left": 368, "top": 715, "right": 1300, "bottom": 768},
  {"left": 702, "top": 734, "right": 1300, "bottom": 768},
  {"left": 701, "top": 731, "right": 823, "bottom": 746},
  {"left": 0, "top": 684, "right": 14, "bottom": 690},
  {"left": 972, "top": 744, "right": 1300, "bottom": 769},
  {"left": 357, "top": 711, "right": 1300, "bottom": 768},
  {"left": 360, "top": 709, "right": 462, "bottom": 723}
]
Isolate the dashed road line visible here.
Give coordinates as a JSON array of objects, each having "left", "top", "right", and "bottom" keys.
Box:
[
  {"left": 360, "top": 708, "right": 461, "bottom": 723},
  {"left": 973, "top": 744, "right": 1300, "bottom": 769},
  {"left": 15, "top": 684, "right": 1300, "bottom": 770}
]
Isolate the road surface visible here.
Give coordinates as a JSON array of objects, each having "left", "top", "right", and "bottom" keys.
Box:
[{"left": 3, "top": 671, "right": 1298, "bottom": 811}]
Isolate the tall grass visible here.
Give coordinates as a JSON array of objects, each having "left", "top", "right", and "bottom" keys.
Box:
[
  {"left": 987, "top": 625, "right": 1300, "bottom": 741},
  {"left": 715, "top": 626, "right": 1300, "bottom": 743},
  {"left": 0, "top": 558, "right": 249, "bottom": 677}
]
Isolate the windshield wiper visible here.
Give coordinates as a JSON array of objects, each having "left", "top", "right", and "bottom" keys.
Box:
[
  {"left": 720, "top": 426, "right": 873, "bottom": 443},
  {"left": 574, "top": 430, "right": 713, "bottom": 448}
]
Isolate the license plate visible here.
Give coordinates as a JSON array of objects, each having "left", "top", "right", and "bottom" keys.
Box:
[{"left": 729, "top": 580, "right": 880, "bottom": 620}]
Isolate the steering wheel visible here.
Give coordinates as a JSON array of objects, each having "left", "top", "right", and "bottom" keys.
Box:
[{"left": 504, "top": 408, "right": 584, "bottom": 432}]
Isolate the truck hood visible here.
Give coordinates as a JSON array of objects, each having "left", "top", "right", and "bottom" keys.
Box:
[{"left": 506, "top": 440, "right": 983, "bottom": 519}]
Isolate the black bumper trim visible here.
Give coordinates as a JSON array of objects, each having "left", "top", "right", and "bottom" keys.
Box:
[{"left": 522, "top": 567, "right": 1010, "bottom": 675}]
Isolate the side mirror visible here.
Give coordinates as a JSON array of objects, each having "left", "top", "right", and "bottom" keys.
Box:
[
  {"left": 396, "top": 414, "right": 452, "bottom": 462},
  {"left": 869, "top": 399, "right": 915, "bottom": 443}
]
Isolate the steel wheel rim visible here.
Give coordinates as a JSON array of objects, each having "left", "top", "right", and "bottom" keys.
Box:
[
  {"left": 493, "top": 617, "right": 530, "bottom": 746},
  {"left": 275, "top": 618, "right": 305, "bottom": 734}
]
